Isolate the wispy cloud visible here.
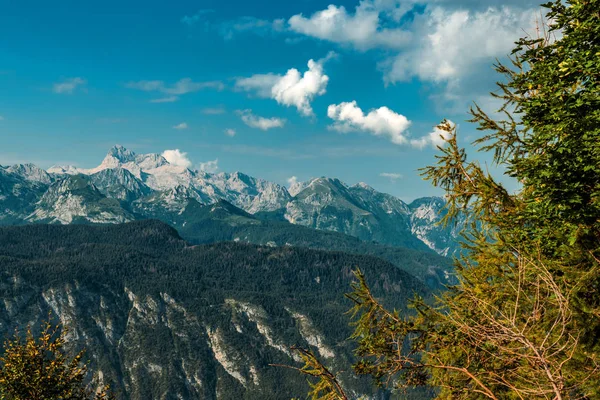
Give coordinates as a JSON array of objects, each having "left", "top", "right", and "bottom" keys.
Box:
[
  {"left": 327, "top": 101, "right": 411, "bottom": 145},
  {"left": 198, "top": 158, "right": 219, "bottom": 173},
  {"left": 201, "top": 107, "right": 226, "bottom": 115},
  {"left": 181, "top": 9, "right": 215, "bottom": 26},
  {"left": 224, "top": 128, "right": 236, "bottom": 137},
  {"left": 173, "top": 122, "right": 189, "bottom": 130},
  {"left": 181, "top": 10, "right": 284, "bottom": 40},
  {"left": 380, "top": 172, "right": 403, "bottom": 182},
  {"left": 235, "top": 53, "right": 335, "bottom": 116},
  {"left": 53, "top": 77, "right": 87, "bottom": 94},
  {"left": 126, "top": 78, "right": 224, "bottom": 102},
  {"left": 410, "top": 121, "right": 454, "bottom": 149},
  {"left": 150, "top": 96, "right": 178, "bottom": 104},
  {"left": 237, "top": 110, "right": 286, "bottom": 131}
]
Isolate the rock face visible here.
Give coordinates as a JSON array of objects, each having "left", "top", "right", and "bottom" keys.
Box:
[
  {"left": 0, "top": 221, "right": 429, "bottom": 399},
  {"left": 27, "top": 175, "right": 134, "bottom": 224},
  {"left": 1, "top": 145, "right": 464, "bottom": 254},
  {"left": 409, "top": 197, "right": 464, "bottom": 257}
]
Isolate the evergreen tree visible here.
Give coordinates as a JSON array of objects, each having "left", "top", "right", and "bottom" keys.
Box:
[
  {"left": 298, "top": 1, "right": 600, "bottom": 399},
  {"left": 0, "top": 321, "right": 114, "bottom": 400}
]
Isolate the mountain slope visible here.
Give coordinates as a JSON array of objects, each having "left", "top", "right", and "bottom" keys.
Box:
[
  {"left": 176, "top": 200, "right": 454, "bottom": 290},
  {"left": 272, "top": 177, "right": 430, "bottom": 251},
  {"left": 27, "top": 174, "right": 134, "bottom": 224},
  {"left": 0, "top": 221, "right": 431, "bottom": 399},
  {"left": 0, "top": 166, "right": 48, "bottom": 224}
]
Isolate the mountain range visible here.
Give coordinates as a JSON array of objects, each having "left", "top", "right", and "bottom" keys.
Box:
[
  {"left": 0, "top": 145, "right": 461, "bottom": 257},
  {"left": 0, "top": 146, "right": 460, "bottom": 399}
]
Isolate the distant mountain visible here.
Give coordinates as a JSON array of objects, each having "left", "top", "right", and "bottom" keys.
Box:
[
  {"left": 409, "top": 197, "right": 463, "bottom": 257},
  {"left": 28, "top": 174, "right": 134, "bottom": 224},
  {"left": 1, "top": 145, "right": 464, "bottom": 255},
  {"left": 0, "top": 221, "right": 433, "bottom": 400}
]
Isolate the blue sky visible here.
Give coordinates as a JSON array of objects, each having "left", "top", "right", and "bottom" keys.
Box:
[{"left": 0, "top": 0, "right": 541, "bottom": 201}]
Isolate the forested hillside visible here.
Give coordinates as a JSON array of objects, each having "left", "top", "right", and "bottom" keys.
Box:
[{"left": 0, "top": 221, "right": 433, "bottom": 399}]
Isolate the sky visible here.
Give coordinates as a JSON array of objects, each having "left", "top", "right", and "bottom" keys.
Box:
[{"left": 0, "top": 0, "right": 543, "bottom": 201}]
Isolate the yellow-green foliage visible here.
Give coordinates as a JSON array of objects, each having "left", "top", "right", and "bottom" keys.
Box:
[
  {"left": 345, "top": 0, "right": 600, "bottom": 399},
  {"left": 0, "top": 321, "right": 113, "bottom": 400}
]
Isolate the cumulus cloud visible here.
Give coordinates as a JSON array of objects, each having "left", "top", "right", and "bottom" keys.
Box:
[
  {"left": 198, "top": 159, "right": 219, "bottom": 173},
  {"left": 126, "top": 78, "right": 224, "bottom": 102},
  {"left": 284, "top": 1, "right": 538, "bottom": 108},
  {"left": 287, "top": 176, "right": 299, "bottom": 187},
  {"left": 410, "top": 121, "right": 454, "bottom": 149},
  {"left": 224, "top": 128, "right": 236, "bottom": 137},
  {"left": 288, "top": 3, "right": 411, "bottom": 50},
  {"left": 238, "top": 110, "right": 286, "bottom": 131},
  {"left": 53, "top": 77, "right": 87, "bottom": 94},
  {"left": 383, "top": 7, "right": 537, "bottom": 84},
  {"left": 173, "top": 122, "right": 189, "bottom": 130},
  {"left": 161, "top": 149, "right": 192, "bottom": 168},
  {"left": 380, "top": 172, "right": 403, "bottom": 181},
  {"left": 327, "top": 101, "right": 411, "bottom": 145},
  {"left": 235, "top": 54, "right": 334, "bottom": 116}
]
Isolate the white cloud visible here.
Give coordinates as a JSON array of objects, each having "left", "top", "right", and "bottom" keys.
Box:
[
  {"left": 224, "top": 128, "right": 236, "bottom": 137},
  {"left": 235, "top": 54, "right": 334, "bottom": 116},
  {"left": 327, "top": 101, "right": 411, "bottom": 145},
  {"left": 285, "top": 1, "right": 538, "bottom": 109},
  {"left": 288, "top": 3, "right": 411, "bottom": 50},
  {"left": 150, "top": 96, "right": 178, "bottom": 103},
  {"left": 238, "top": 110, "right": 286, "bottom": 131},
  {"left": 287, "top": 176, "right": 299, "bottom": 187},
  {"left": 198, "top": 158, "right": 219, "bottom": 173},
  {"left": 410, "top": 121, "right": 454, "bottom": 149},
  {"left": 161, "top": 149, "right": 192, "bottom": 168},
  {"left": 380, "top": 172, "right": 403, "bottom": 181},
  {"left": 126, "top": 78, "right": 224, "bottom": 101},
  {"left": 382, "top": 6, "right": 538, "bottom": 84},
  {"left": 53, "top": 77, "right": 87, "bottom": 94},
  {"left": 173, "top": 122, "right": 189, "bottom": 130},
  {"left": 235, "top": 73, "right": 281, "bottom": 97}
]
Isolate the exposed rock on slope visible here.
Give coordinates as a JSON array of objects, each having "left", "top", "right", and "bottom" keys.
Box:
[{"left": 0, "top": 221, "right": 429, "bottom": 399}]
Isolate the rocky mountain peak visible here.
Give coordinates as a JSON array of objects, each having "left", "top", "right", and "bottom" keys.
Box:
[
  {"left": 353, "top": 182, "right": 376, "bottom": 192},
  {"left": 6, "top": 163, "right": 53, "bottom": 184},
  {"left": 107, "top": 145, "right": 137, "bottom": 163}
]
